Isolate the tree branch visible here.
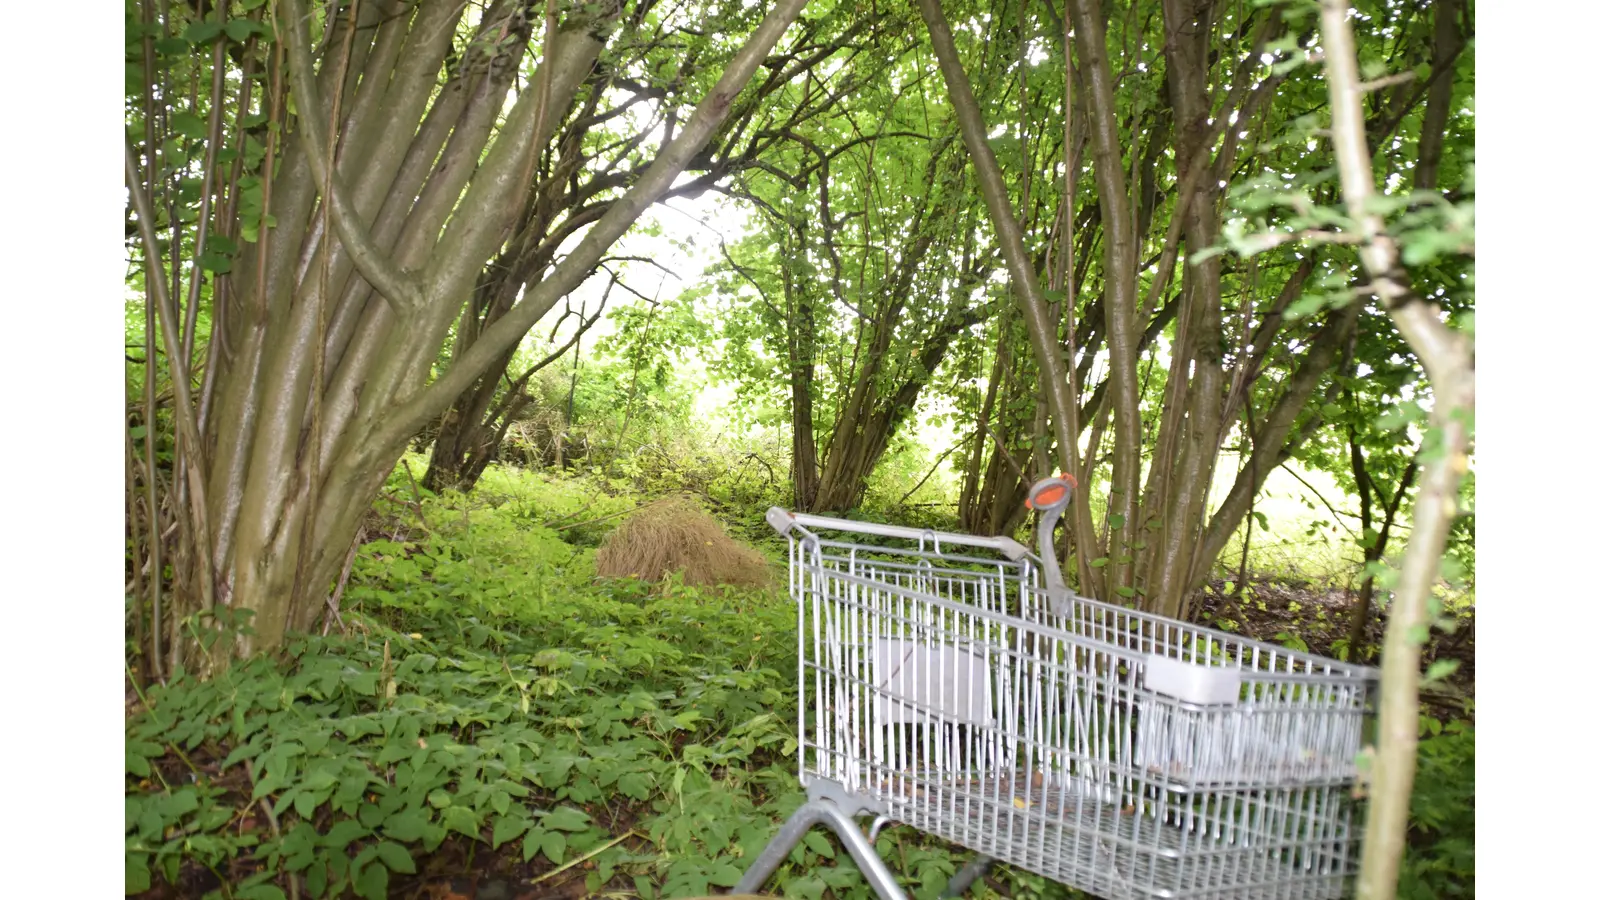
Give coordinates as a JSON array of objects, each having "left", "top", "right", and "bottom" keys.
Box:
[
  {"left": 279, "top": 0, "right": 422, "bottom": 312},
  {"left": 360, "top": 0, "right": 816, "bottom": 470}
]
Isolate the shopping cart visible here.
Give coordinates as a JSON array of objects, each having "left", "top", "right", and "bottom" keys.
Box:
[{"left": 733, "top": 476, "right": 1379, "bottom": 900}]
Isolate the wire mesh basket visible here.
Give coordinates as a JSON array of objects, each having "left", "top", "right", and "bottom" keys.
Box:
[{"left": 735, "top": 489, "right": 1378, "bottom": 900}]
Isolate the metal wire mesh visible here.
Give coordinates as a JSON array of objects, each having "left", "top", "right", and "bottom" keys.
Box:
[{"left": 777, "top": 514, "right": 1377, "bottom": 900}]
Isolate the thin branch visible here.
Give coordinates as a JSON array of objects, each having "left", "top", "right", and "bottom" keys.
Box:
[
  {"left": 1280, "top": 463, "right": 1363, "bottom": 543},
  {"left": 125, "top": 137, "right": 217, "bottom": 614},
  {"left": 363, "top": 0, "right": 816, "bottom": 466}
]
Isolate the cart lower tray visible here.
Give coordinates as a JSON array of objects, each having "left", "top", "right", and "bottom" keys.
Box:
[{"left": 873, "top": 773, "right": 1356, "bottom": 900}]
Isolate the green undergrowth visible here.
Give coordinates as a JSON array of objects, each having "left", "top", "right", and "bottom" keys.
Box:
[
  {"left": 124, "top": 466, "right": 1047, "bottom": 900},
  {"left": 125, "top": 465, "right": 1472, "bottom": 900},
  {"left": 1399, "top": 717, "right": 1475, "bottom": 899}
]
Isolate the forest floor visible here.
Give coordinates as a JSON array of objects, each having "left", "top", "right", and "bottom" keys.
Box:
[{"left": 125, "top": 469, "right": 1475, "bottom": 900}]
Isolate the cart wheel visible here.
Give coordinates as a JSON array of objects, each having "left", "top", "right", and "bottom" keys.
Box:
[{"left": 941, "top": 855, "right": 995, "bottom": 898}]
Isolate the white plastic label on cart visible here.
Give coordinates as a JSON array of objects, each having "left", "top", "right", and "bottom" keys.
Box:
[
  {"left": 1142, "top": 654, "right": 1243, "bottom": 706},
  {"left": 873, "top": 640, "right": 995, "bottom": 726}
]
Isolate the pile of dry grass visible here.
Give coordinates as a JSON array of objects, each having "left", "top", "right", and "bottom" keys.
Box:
[{"left": 594, "top": 497, "right": 772, "bottom": 588}]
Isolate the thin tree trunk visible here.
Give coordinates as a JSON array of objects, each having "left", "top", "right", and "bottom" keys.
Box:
[
  {"left": 914, "top": 0, "right": 1085, "bottom": 542},
  {"left": 1142, "top": 0, "right": 1228, "bottom": 619},
  {"left": 1060, "top": 0, "right": 1144, "bottom": 598},
  {"left": 1320, "top": 5, "right": 1476, "bottom": 899}
]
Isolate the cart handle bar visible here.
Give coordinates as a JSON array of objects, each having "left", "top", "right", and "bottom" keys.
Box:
[{"left": 765, "top": 507, "right": 1032, "bottom": 562}]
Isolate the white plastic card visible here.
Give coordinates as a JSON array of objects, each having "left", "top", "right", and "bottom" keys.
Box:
[
  {"left": 1143, "top": 653, "right": 1243, "bottom": 706},
  {"left": 873, "top": 639, "right": 995, "bottom": 726}
]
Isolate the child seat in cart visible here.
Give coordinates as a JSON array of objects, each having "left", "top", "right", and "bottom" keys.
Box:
[{"left": 733, "top": 476, "right": 1379, "bottom": 900}]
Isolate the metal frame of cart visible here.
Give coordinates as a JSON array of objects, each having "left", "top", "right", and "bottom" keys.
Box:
[{"left": 734, "top": 479, "right": 1379, "bottom": 900}]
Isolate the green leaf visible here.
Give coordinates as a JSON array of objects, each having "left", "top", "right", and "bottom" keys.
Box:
[
  {"left": 441, "top": 805, "right": 480, "bottom": 838},
  {"left": 373, "top": 841, "right": 416, "bottom": 874},
  {"left": 165, "top": 789, "right": 200, "bottom": 818},
  {"left": 126, "top": 854, "right": 152, "bottom": 894},
  {"left": 184, "top": 20, "right": 225, "bottom": 44},
  {"left": 543, "top": 806, "right": 590, "bottom": 832},
  {"left": 354, "top": 857, "right": 389, "bottom": 900},
  {"left": 491, "top": 815, "right": 529, "bottom": 848},
  {"left": 225, "top": 18, "right": 256, "bottom": 42},
  {"left": 322, "top": 819, "right": 368, "bottom": 851},
  {"left": 237, "top": 884, "right": 287, "bottom": 900},
  {"left": 383, "top": 809, "right": 428, "bottom": 842},
  {"left": 426, "top": 789, "right": 452, "bottom": 808},
  {"left": 522, "top": 826, "right": 548, "bottom": 863},
  {"left": 293, "top": 789, "right": 320, "bottom": 819},
  {"left": 541, "top": 830, "right": 567, "bottom": 864},
  {"left": 706, "top": 862, "right": 743, "bottom": 888},
  {"left": 1285, "top": 293, "right": 1327, "bottom": 321},
  {"left": 1088, "top": 556, "right": 1110, "bottom": 569},
  {"left": 1107, "top": 514, "right": 1126, "bottom": 529},
  {"left": 616, "top": 771, "right": 652, "bottom": 800},
  {"left": 1422, "top": 659, "right": 1460, "bottom": 684},
  {"left": 154, "top": 36, "right": 189, "bottom": 56}
]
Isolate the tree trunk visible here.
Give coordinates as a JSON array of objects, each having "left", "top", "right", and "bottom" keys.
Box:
[
  {"left": 1136, "top": 0, "right": 1229, "bottom": 619},
  {"left": 128, "top": 0, "right": 818, "bottom": 662},
  {"left": 1320, "top": 4, "right": 1476, "bottom": 898}
]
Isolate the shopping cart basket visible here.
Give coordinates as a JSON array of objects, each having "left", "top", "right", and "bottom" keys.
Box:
[{"left": 733, "top": 476, "right": 1379, "bottom": 900}]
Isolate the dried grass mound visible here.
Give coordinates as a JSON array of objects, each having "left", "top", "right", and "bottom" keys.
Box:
[{"left": 595, "top": 498, "right": 772, "bottom": 589}]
